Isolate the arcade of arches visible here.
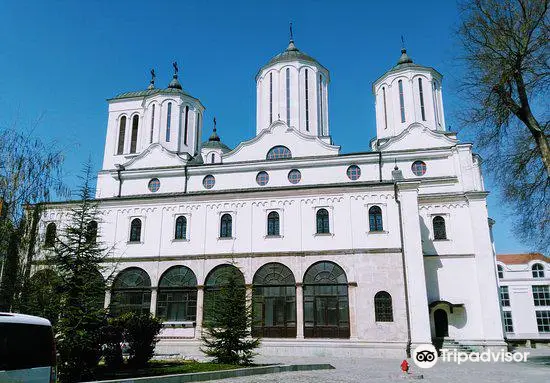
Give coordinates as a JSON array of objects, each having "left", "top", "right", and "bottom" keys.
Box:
[{"left": 105, "top": 261, "right": 394, "bottom": 339}]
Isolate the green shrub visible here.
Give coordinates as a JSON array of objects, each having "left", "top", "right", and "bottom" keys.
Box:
[
  {"left": 100, "top": 318, "right": 125, "bottom": 370},
  {"left": 119, "top": 312, "right": 163, "bottom": 367}
]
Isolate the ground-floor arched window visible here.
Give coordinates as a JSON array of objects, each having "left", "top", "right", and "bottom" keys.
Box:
[
  {"left": 203, "top": 264, "right": 245, "bottom": 324},
  {"left": 303, "top": 261, "right": 349, "bottom": 338},
  {"left": 156, "top": 266, "right": 197, "bottom": 322},
  {"left": 252, "top": 262, "right": 296, "bottom": 338},
  {"left": 110, "top": 267, "right": 151, "bottom": 316}
]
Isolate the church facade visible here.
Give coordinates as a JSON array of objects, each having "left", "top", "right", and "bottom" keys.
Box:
[{"left": 36, "top": 36, "right": 506, "bottom": 357}]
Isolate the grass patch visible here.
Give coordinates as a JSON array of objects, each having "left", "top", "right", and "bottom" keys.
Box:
[{"left": 94, "top": 359, "right": 243, "bottom": 380}]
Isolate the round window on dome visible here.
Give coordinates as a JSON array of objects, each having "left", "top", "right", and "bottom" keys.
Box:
[
  {"left": 288, "top": 169, "right": 301, "bottom": 184},
  {"left": 346, "top": 165, "right": 361, "bottom": 181},
  {"left": 411, "top": 161, "right": 427, "bottom": 176},
  {"left": 148, "top": 178, "right": 160, "bottom": 192},
  {"left": 203, "top": 175, "right": 216, "bottom": 189},
  {"left": 256, "top": 171, "right": 270, "bottom": 186}
]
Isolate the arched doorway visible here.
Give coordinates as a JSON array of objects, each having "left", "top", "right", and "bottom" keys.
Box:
[
  {"left": 303, "top": 261, "right": 349, "bottom": 338},
  {"left": 252, "top": 262, "right": 296, "bottom": 338},
  {"left": 110, "top": 267, "right": 151, "bottom": 316},
  {"left": 156, "top": 266, "right": 197, "bottom": 322},
  {"left": 434, "top": 309, "right": 449, "bottom": 337},
  {"left": 203, "top": 264, "right": 245, "bottom": 324}
]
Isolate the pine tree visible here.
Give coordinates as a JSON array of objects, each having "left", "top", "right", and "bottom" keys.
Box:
[
  {"left": 201, "top": 265, "right": 260, "bottom": 365},
  {"left": 48, "top": 163, "right": 112, "bottom": 382}
]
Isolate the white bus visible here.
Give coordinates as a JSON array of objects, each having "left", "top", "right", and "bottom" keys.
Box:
[{"left": 0, "top": 313, "right": 56, "bottom": 383}]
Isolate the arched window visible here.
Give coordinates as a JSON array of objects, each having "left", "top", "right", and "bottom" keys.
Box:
[
  {"left": 183, "top": 105, "right": 189, "bottom": 145},
  {"left": 166, "top": 102, "right": 172, "bottom": 142},
  {"left": 374, "top": 291, "right": 393, "bottom": 322},
  {"left": 174, "top": 216, "right": 187, "bottom": 240},
  {"left": 418, "top": 78, "right": 426, "bottom": 121},
  {"left": 382, "top": 86, "right": 388, "bottom": 129},
  {"left": 129, "top": 218, "right": 142, "bottom": 242},
  {"left": 316, "top": 208, "right": 330, "bottom": 234},
  {"left": 130, "top": 115, "right": 139, "bottom": 153},
  {"left": 211, "top": 153, "right": 215, "bottom": 163},
  {"left": 44, "top": 223, "right": 56, "bottom": 247},
  {"left": 267, "top": 211, "right": 280, "bottom": 236},
  {"left": 398, "top": 79, "right": 405, "bottom": 123},
  {"left": 110, "top": 267, "right": 151, "bottom": 315},
  {"left": 369, "top": 206, "right": 383, "bottom": 231},
  {"left": 319, "top": 74, "right": 324, "bottom": 134},
  {"left": 433, "top": 216, "right": 447, "bottom": 240},
  {"left": 157, "top": 266, "right": 197, "bottom": 322},
  {"left": 150, "top": 104, "right": 155, "bottom": 143},
  {"left": 220, "top": 214, "right": 232, "bottom": 238},
  {"left": 305, "top": 68, "right": 310, "bottom": 131},
  {"left": 86, "top": 220, "right": 98, "bottom": 244},
  {"left": 497, "top": 265, "right": 504, "bottom": 279},
  {"left": 532, "top": 263, "right": 545, "bottom": 279},
  {"left": 269, "top": 72, "right": 273, "bottom": 124},
  {"left": 252, "top": 263, "right": 296, "bottom": 337},
  {"left": 204, "top": 264, "right": 245, "bottom": 323},
  {"left": 117, "top": 116, "right": 126, "bottom": 155},
  {"left": 266, "top": 146, "right": 292, "bottom": 160},
  {"left": 303, "top": 261, "right": 349, "bottom": 338},
  {"left": 286, "top": 68, "right": 291, "bottom": 126}
]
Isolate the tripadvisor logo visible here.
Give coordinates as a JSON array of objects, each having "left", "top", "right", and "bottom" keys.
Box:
[{"left": 413, "top": 344, "right": 438, "bottom": 368}]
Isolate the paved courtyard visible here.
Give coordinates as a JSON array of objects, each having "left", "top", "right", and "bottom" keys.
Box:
[{"left": 221, "top": 348, "right": 550, "bottom": 383}]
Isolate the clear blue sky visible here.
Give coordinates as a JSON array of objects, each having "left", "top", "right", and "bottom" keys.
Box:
[{"left": 0, "top": 0, "right": 530, "bottom": 254}]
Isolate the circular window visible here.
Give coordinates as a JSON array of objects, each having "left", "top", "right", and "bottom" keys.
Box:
[
  {"left": 288, "top": 169, "right": 302, "bottom": 184},
  {"left": 203, "top": 175, "right": 215, "bottom": 189},
  {"left": 256, "top": 171, "right": 270, "bottom": 186},
  {"left": 148, "top": 178, "right": 160, "bottom": 192},
  {"left": 411, "top": 161, "right": 427, "bottom": 176},
  {"left": 346, "top": 165, "right": 361, "bottom": 180}
]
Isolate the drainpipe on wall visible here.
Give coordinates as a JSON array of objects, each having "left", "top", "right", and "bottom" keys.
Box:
[
  {"left": 184, "top": 164, "right": 188, "bottom": 193},
  {"left": 115, "top": 164, "right": 125, "bottom": 197},
  {"left": 378, "top": 151, "right": 383, "bottom": 182},
  {"left": 393, "top": 173, "right": 412, "bottom": 357}
]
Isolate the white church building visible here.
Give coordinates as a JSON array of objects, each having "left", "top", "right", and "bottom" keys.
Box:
[{"left": 37, "top": 35, "right": 506, "bottom": 357}]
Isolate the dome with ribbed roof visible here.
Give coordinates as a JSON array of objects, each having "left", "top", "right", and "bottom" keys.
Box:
[{"left": 257, "top": 39, "right": 327, "bottom": 78}]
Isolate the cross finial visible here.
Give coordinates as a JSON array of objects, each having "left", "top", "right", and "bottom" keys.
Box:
[
  {"left": 401, "top": 35, "right": 406, "bottom": 50},
  {"left": 213, "top": 117, "right": 217, "bottom": 132},
  {"left": 148, "top": 68, "right": 156, "bottom": 89},
  {"left": 289, "top": 22, "right": 294, "bottom": 42},
  {"left": 173, "top": 61, "right": 179, "bottom": 76}
]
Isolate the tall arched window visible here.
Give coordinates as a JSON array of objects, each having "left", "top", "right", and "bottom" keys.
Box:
[
  {"left": 86, "top": 220, "right": 98, "bottom": 244},
  {"left": 220, "top": 214, "right": 232, "bottom": 238},
  {"left": 130, "top": 115, "right": 139, "bottom": 153},
  {"left": 266, "top": 146, "right": 292, "bottom": 160},
  {"left": 303, "top": 261, "right": 349, "bottom": 338},
  {"left": 418, "top": 78, "right": 426, "bottom": 121},
  {"left": 269, "top": 72, "right": 273, "bottom": 124},
  {"left": 382, "top": 86, "right": 388, "bottom": 129},
  {"left": 252, "top": 263, "right": 296, "bottom": 337},
  {"left": 44, "top": 223, "right": 56, "bottom": 247},
  {"left": 110, "top": 267, "right": 151, "bottom": 315},
  {"left": 368, "top": 206, "right": 383, "bottom": 232},
  {"left": 286, "top": 68, "right": 291, "bottom": 126},
  {"left": 319, "top": 74, "right": 324, "bottom": 134},
  {"left": 129, "top": 218, "right": 142, "bottom": 242},
  {"left": 267, "top": 211, "right": 280, "bottom": 236},
  {"left": 174, "top": 216, "right": 187, "bottom": 240},
  {"left": 211, "top": 153, "right": 215, "bottom": 163},
  {"left": 305, "top": 69, "right": 310, "bottom": 131},
  {"left": 497, "top": 265, "right": 504, "bottom": 279},
  {"left": 433, "top": 216, "right": 447, "bottom": 240},
  {"left": 374, "top": 291, "right": 393, "bottom": 322},
  {"left": 156, "top": 266, "right": 197, "bottom": 322},
  {"left": 398, "top": 80, "right": 405, "bottom": 123},
  {"left": 204, "top": 264, "right": 245, "bottom": 323},
  {"left": 316, "top": 208, "right": 330, "bottom": 234},
  {"left": 166, "top": 102, "right": 172, "bottom": 142},
  {"left": 532, "top": 263, "right": 545, "bottom": 279},
  {"left": 150, "top": 104, "right": 155, "bottom": 143},
  {"left": 183, "top": 105, "right": 189, "bottom": 145},
  {"left": 117, "top": 116, "right": 126, "bottom": 155}
]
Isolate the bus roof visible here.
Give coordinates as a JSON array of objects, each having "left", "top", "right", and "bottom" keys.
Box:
[{"left": 0, "top": 312, "right": 51, "bottom": 327}]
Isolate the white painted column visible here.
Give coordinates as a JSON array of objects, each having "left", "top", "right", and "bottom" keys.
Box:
[
  {"left": 466, "top": 193, "right": 505, "bottom": 345},
  {"left": 194, "top": 286, "right": 204, "bottom": 339},
  {"left": 296, "top": 283, "right": 304, "bottom": 339},
  {"left": 348, "top": 282, "right": 358, "bottom": 340},
  {"left": 246, "top": 284, "right": 253, "bottom": 335},
  {"left": 396, "top": 181, "right": 432, "bottom": 347},
  {"left": 104, "top": 289, "right": 111, "bottom": 310},
  {"left": 150, "top": 287, "right": 158, "bottom": 316}
]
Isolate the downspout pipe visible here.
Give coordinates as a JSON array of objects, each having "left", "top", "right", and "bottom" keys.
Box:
[
  {"left": 394, "top": 181, "right": 412, "bottom": 357},
  {"left": 184, "top": 164, "right": 188, "bottom": 193},
  {"left": 378, "top": 151, "right": 383, "bottom": 182},
  {"left": 115, "top": 165, "right": 125, "bottom": 197}
]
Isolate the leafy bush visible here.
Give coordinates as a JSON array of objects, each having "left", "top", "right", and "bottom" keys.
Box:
[
  {"left": 117, "top": 312, "right": 163, "bottom": 367},
  {"left": 99, "top": 318, "right": 125, "bottom": 370}
]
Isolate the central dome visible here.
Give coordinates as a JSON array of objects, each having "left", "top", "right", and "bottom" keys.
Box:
[{"left": 257, "top": 39, "right": 327, "bottom": 77}]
